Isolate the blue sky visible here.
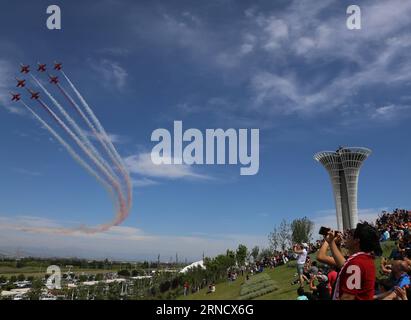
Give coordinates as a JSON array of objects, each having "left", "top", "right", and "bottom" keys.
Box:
[{"left": 1, "top": 0, "right": 411, "bottom": 261}]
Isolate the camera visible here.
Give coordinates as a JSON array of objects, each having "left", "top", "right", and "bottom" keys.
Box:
[{"left": 319, "top": 226, "right": 331, "bottom": 236}]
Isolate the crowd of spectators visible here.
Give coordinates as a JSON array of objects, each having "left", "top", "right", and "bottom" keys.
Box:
[{"left": 296, "top": 209, "right": 410, "bottom": 300}]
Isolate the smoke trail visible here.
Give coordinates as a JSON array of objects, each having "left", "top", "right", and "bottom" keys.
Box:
[
  {"left": 19, "top": 100, "right": 122, "bottom": 234},
  {"left": 30, "top": 74, "right": 120, "bottom": 190},
  {"left": 54, "top": 82, "right": 131, "bottom": 209},
  {"left": 18, "top": 100, "right": 130, "bottom": 234},
  {"left": 20, "top": 100, "right": 111, "bottom": 193},
  {"left": 35, "top": 98, "right": 128, "bottom": 226},
  {"left": 60, "top": 70, "right": 132, "bottom": 212}
]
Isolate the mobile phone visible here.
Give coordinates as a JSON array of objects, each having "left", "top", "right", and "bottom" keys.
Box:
[{"left": 319, "top": 226, "right": 331, "bottom": 236}]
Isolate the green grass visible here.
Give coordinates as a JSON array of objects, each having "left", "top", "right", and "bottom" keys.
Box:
[
  {"left": 239, "top": 273, "right": 277, "bottom": 300},
  {"left": 258, "top": 262, "right": 302, "bottom": 300},
  {"left": 179, "top": 241, "right": 396, "bottom": 300},
  {"left": 178, "top": 275, "right": 247, "bottom": 300}
]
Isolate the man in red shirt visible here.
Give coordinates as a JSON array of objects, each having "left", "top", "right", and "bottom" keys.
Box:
[
  {"left": 327, "top": 265, "right": 338, "bottom": 296},
  {"left": 326, "top": 222, "right": 382, "bottom": 300}
]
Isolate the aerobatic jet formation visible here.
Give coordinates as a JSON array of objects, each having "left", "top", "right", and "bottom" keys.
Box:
[
  {"left": 49, "top": 75, "right": 59, "bottom": 84},
  {"left": 53, "top": 62, "right": 62, "bottom": 70},
  {"left": 10, "top": 92, "right": 21, "bottom": 101},
  {"left": 37, "top": 63, "right": 47, "bottom": 72},
  {"left": 6, "top": 61, "right": 132, "bottom": 234},
  {"left": 20, "top": 63, "right": 30, "bottom": 74},
  {"left": 27, "top": 88, "right": 40, "bottom": 100},
  {"left": 16, "top": 78, "right": 25, "bottom": 88}
]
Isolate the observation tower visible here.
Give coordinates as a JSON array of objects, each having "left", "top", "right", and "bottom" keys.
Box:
[{"left": 314, "top": 147, "right": 371, "bottom": 230}]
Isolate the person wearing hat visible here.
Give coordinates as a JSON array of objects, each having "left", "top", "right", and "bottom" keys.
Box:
[
  {"left": 293, "top": 243, "right": 308, "bottom": 288},
  {"left": 309, "top": 274, "right": 331, "bottom": 300}
]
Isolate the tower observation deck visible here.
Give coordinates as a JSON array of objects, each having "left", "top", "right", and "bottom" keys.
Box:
[{"left": 314, "top": 147, "right": 371, "bottom": 231}]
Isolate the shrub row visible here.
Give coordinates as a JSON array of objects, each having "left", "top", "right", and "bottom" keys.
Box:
[
  {"left": 240, "top": 280, "right": 276, "bottom": 296},
  {"left": 239, "top": 285, "right": 277, "bottom": 300},
  {"left": 244, "top": 273, "right": 271, "bottom": 285}
]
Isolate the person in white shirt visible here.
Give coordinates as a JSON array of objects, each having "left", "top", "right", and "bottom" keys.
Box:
[{"left": 293, "top": 243, "right": 308, "bottom": 287}]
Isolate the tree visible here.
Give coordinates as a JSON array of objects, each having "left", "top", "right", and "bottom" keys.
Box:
[
  {"left": 17, "top": 274, "right": 25, "bottom": 282},
  {"left": 118, "top": 269, "right": 130, "bottom": 277},
  {"left": 27, "top": 278, "right": 43, "bottom": 300},
  {"left": 95, "top": 273, "right": 104, "bottom": 281},
  {"left": 268, "top": 226, "right": 279, "bottom": 252},
  {"left": 291, "top": 216, "right": 314, "bottom": 244},
  {"left": 278, "top": 219, "right": 291, "bottom": 251},
  {"left": 131, "top": 269, "right": 145, "bottom": 277},
  {"left": 78, "top": 275, "right": 88, "bottom": 282},
  {"left": 258, "top": 247, "right": 272, "bottom": 260},
  {"left": 15, "top": 260, "right": 23, "bottom": 268},
  {"left": 93, "top": 283, "right": 106, "bottom": 300},
  {"left": 203, "top": 251, "right": 236, "bottom": 283},
  {"left": 251, "top": 246, "right": 259, "bottom": 262},
  {"left": 236, "top": 244, "right": 248, "bottom": 266},
  {"left": 76, "top": 285, "right": 90, "bottom": 300}
]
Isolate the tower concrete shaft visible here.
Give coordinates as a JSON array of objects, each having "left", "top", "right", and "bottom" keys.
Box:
[{"left": 314, "top": 147, "right": 371, "bottom": 231}]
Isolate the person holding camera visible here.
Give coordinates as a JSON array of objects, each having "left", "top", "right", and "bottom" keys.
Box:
[
  {"left": 293, "top": 243, "right": 308, "bottom": 288},
  {"left": 317, "top": 222, "right": 382, "bottom": 300}
]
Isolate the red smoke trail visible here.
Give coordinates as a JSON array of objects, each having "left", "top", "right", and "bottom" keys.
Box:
[
  {"left": 30, "top": 74, "right": 121, "bottom": 189},
  {"left": 20, "top": 100, "right": 111, "bottom": 192},
  {"left": 35, "top": 98, "right": 128, "bottom": 228},
  {"left": 55, "top": 82, "right": 131, "bottom": 209},
  {"left": 19, "top": 100, "right": 122, "bottom": 234},
  {"left": 60, "top": 70, "right": 132, "bottom": 215}
]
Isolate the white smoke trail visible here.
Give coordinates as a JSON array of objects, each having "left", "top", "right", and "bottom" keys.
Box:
[
  {"left": 61, "top": 70, "right": 132, "bottom": 212},
  {"left": 30, "top": 74, "right": 120, "bottom": 189},
  {"left": 20, "top": 100, "right": 124, "bottom": 234},
  {"left": 55, "top": 82, "right": 131, "bottom": 209},
  {"left": 36, "top": 98, "right": 127, "bottom": 222},
  {"left": 20, "top": 101, "right": 117, "bottom": 218}
]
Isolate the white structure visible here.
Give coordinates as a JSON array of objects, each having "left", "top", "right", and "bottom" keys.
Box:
[
  {"left": 180, "top": 260, "right": 205, "bottom": 273},
  {"left": 314, "top": 147, "right": 371, "bottom": 230},
  {"left": 1, "top": 288, "right": 31, "bottom": 299},
  {"left": 131, "top": 276, "right": 153, "bottom": 280}
]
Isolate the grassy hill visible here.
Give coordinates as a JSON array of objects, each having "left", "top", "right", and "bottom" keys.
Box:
[{"left": 180, "top": 241, "right": 395, "bottom": 300}]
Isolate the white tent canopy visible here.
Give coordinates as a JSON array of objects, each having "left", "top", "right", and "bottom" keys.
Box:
[{"left": 179, "top": 260, "right": 205, "bottom": 273}]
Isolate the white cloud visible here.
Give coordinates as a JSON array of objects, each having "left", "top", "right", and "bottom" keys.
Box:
[
  {"left": 83, "top": 130, "right": 128, "bottom": 144},
  {"left": 97, "top": 47, "right": 130, "bottom": 56},
  {"left": 0, "top": 59, "right": 26, "bottom": 115},
  {"left": 124, "top": 1, "right": 411, "bottom": 123},
  {"left": 132, "top": 177, "right": 158, "bottom": 187},
  {"left": 90, "top": 59, "right": 128, "bottom": 90},
  {"left": 371, "top": 105, "right": 411, "bottom": 121},
  {"left": 124, "top": 152, "right": 210, "bottom": 181},
  {"left": 107, "top": 133, "right": 128, "bottom": 144},
  {"left": 13, "top": 168, "right": 42, "bottom": 177},
  {"left": 239, "top": 33, "right": 256, "bottom": 55},
  {"left": 261, "top": 17, "right": 289, "bottom": 51},
  {"left": 0, "top": 215, "right": 61, "bottom": 229},
  {"left": 0, "top": 215, "right": 267, "bottom": 261},
  {"left": 241, "top": 0, "right": 411, "bottom": 118}
]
